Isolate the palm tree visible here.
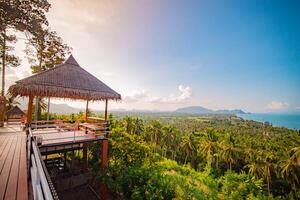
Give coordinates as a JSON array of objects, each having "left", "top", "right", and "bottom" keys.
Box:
[
  {"left": 245, "top": 162, "right": 261, "bottom": 179},
  {"left": 200, "top": 129, "right": 219, "bottom": 170},
  {"left": 280, "top": 147, "right": 300, "bottom": 199},
  {"left": 180, "top": 134, "right": 195, "bottom": 164},
  {"left": 162, "top": 126, "right": 175, "bottom": 157},
  {"left": 291, "top": 146, "right": 300, "bottom": 166},
  {"left": 123, "top": 116, "right": 134, "bottom": 134},
  {"left": 32, "top": 98, "right": 47, "bottom": 120},
  {"left": 260, "top": 154, "right": 276, "bottom": 195},
  {"left": 219, "top": 141, "right": 240, "bottom": 170}
]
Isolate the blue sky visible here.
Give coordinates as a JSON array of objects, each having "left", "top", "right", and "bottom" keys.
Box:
[{"left": 10, "top": 0, "right": 300, "bottom": 112}]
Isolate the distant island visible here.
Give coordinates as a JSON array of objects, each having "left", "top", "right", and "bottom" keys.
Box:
[{"left": 175, "top": 106, "right": 247, "bottom": 115}]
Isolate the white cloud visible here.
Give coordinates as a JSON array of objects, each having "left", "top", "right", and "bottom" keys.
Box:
[
  {"left": 150, "top": 85, "right": 192, "bottom": 104},
  {"left": 266, "top": 101, "right": 289, "bottom": 110},
  {"left": 123, "top": 90, "right": 149, "bottom": 103},
  {"left": 123, "top": 85, "right": 193, "bottom": 104}
]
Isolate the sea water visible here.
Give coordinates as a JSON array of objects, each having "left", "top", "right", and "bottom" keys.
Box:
[{"left": 237, "top": 113, "right": 300, "bottom": 130}]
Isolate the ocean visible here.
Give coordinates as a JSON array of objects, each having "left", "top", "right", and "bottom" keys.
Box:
[{"left": 237, "top": 113, "right": 300, "bottom": 130}]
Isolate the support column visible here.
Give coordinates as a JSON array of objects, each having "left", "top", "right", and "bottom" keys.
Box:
[
  {"left": 27, "top": 96, "right": 34, "bottom": 124},
  {"left": 101, "top": 139, "right": 108, "bottom": 170},
  {"left": 82, "top": 144, "right": 88, "bottom": 172},
  {"left": 85, "top": 100, "right": 89, "bottom": 122},
  {"left": 47, "top": 97, "right": 50, "bottom": 122},
  {"left": 104, "top": 99, "right": 108, "bottom": 121},
  {"left": 100, "top": 139, "right": 109, "bottom": 200},
  {"left": 83, "top": 100, "right": 89, "bottom": 171}
]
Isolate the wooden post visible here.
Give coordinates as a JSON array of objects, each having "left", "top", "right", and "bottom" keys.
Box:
[
  {"left": 100, "top": 139, "right": 109, "bottom": 200},
  {"left": 85, "top": 100, "right": 89, "bottom": 122},
  {"left": 83, "top": 100, "right": 89, "bottom": 170},
  {"left": 47, "top": 97, "right": 50, "bottom": 122},
  {"left": 104, "top": 99, "right": 108, "bottom": 121},
  {"left": 27, "top": 96, "right": 34, "bottom": 124},
  {"left": 101, "top": 139, "right": 108, "bottom": 170},
  {"left": 0, "top": 96, "right": 5, "bottom": 127},
  {"left": 82, "top": 144, "right": 88, "bottom": 172},
  {"left": 34, "top": 97, "right": 38, "bottom": 121}
]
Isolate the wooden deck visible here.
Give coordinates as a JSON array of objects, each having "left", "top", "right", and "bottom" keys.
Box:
[{"left": 0, "top": 125, "right": 28, "bottom": 200}]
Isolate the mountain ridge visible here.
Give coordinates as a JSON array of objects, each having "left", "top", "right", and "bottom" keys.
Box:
[{"left": 175, "top": 106, "right": 246, "bottom": 115}]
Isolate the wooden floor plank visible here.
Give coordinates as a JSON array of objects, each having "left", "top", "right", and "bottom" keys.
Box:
[
  {"left": 0, "top": 126, "right": 29, "bottom": 200},
  {"left": 17, "top": 135, "right": 28, "bottom": 200},
  {"left": 0, "top": 136, "right": 10, "bottom": 159},
  {"left": 0, "top": 136, "right": 14, "bottom": 174},
  {"left": 0, "top": 136, "right": 6, "bottom": 147},
  {"left": 0, "top": 136, "right": 18, "bottom": 200},
  {"left": 5, "top": 135, "right": 22, "bottom": 200}
]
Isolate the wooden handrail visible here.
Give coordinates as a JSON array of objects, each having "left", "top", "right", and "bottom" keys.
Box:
[{"left": 28, "top": 128, "right": 58, "bottom": 200}]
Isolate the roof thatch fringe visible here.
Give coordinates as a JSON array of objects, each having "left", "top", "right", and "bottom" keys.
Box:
[{"left": 9, "top": 84, "right": 120, "bottom": 100}]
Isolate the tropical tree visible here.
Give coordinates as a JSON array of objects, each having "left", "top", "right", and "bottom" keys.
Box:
[
  {"left": 0, "top": 33, "right": 20, "bottom": 95},
  {"left": 0, "top": 0, "right": 50, "bottom": 95},
  {"left": 261, "top": 155, "right": 276, "bottom": 195},
  {"left": 280, "top": 147, "right": 300, "bottom": 199},
  {"left": 180, "top": 134, "right": 195, "bottom": 164},
  {"left": 244, "top": 162, "right": 261, "bottom": 179},
  {"left": 219, "top": 141, "right": 240, "bottom": 171},
  {"left": 199, "top": 129, "right": 219, "bottom": 171},
  {"left": 25, "top": 28, "right": 71, "bottom": 120}
]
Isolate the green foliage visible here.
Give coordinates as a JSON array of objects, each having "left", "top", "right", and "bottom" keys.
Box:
[
  {"left": 47, "top": 113, "right": 300, "bottom": 199},
  {"left": 219, "top": 171, "right": 263, "bottom": 200},
  {"left": 1, "top": 0, "right": 51, "bottom": 95},
  {"left": 25, "top": 28, "right": 71, "bottom": 73}
]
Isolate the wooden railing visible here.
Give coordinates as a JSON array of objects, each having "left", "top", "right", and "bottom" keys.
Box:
[{"left": 28, "top": 129, "right": 58, "bottom": 200}]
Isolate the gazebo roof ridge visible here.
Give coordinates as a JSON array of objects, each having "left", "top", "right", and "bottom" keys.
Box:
[{"left": 16, "top": 55, "right": 77, "bottom": 84}]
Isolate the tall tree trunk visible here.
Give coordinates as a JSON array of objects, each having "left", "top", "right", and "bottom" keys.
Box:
[
  {"left": 1, "top": 29, "right": 6, "bottom": 96},
  {"left": 35, "top": 53, "right": 43, "bottom": 120},
  {"left": 267, "top": 178, "right": 270, "bottom": 195},
  {"left": 184, "top": 154, "right": 188, "bottom": 165}
]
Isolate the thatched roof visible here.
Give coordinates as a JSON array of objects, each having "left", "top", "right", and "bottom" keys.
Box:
[
  {"left": 8, "top": 55, "right": 121, "bottom": 101},
  {"left": 6, "top": 106, "right": 25, "bottom": 116}
]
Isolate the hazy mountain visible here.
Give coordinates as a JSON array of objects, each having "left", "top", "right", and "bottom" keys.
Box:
[
  {"left": 175, "top": 106, "right": 213, "bottom": 114},
  {"left": 175, "top": 106, "right": 246, "bottom": 115},
  {"left": 48, "top": 103, "right": 83, "bottom": 114},
  {"left": 19, "top": 100, "right": 83, "bottom": 114},
  {"left": 17, "top": 98, "right": 246, "bottom": 115}
]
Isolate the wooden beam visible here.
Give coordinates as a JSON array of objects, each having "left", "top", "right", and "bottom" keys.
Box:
[
  {"left": 85, "top": 100, "right": 89, "bottom": 122},
  {"left": 27, "top": 96, "right": 34, "bottom": 124},
  {"left": 104, "top": 99, "right": 108, "bottom": 121}
]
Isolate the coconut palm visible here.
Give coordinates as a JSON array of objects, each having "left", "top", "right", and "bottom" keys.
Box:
[
  {"left": 219, "top": 141, "right": 240, "bottom": 171},
  {"left": 245, "top": 162, "right": 261, "bottom": 179},
  {"left": 180, "top": 134, "right": 195, "bottom": 164},
  {"left": 280, "top": 147, "right": 300, "bottom": 199}
]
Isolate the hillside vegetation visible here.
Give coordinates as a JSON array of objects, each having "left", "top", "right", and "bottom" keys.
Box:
[{"left": 48, "top": 113, "right": 300, "bottom": 199}]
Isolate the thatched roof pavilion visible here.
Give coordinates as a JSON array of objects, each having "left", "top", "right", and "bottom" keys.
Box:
[
  {"left": 9, "top": 55, "right": 121, "bottom": 101},
  {"left": 8, "top": 55, "right": 121, "bottom": 123},
  {"left": 6, "top": 105, "right": 25, "bottom": 116}
]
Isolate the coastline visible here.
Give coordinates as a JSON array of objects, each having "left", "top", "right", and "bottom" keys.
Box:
[{"left": 237, "top": 113, "right": 300, "bottom": 130}]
